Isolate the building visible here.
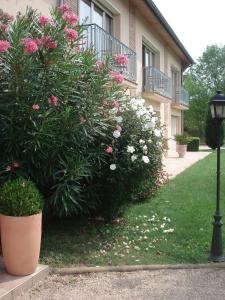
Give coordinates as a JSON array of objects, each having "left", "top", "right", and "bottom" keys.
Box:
[{"left": 1, "top": 0, "right": 194, "bottom": 151}]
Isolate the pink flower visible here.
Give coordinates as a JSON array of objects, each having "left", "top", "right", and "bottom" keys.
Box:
[
  {"left": 48, "top": 95, "right": 58, "bottom": 106},
  {"left": 32, "top": 104, "right": 40, "bottom": 110},
  {"left": 5, "top": 160, "right": 20, "bottom": 172},
  {"left": 64, "top": 28, "right": 78, "bottom": 40},
  {"left": 5, "top": 165, "right": 11, "bottom": 172},
  {"left": 58, "top": 3, "right": 70, "bottom": 13},
  {"left": 21, "top": 38, "right": 38, "bottom": 54},
  {"left": 38, "top": 16, "right": 53, "bottom": 27},
  {"left": 110, "top": 71, "right": 124, "bottom": 84},
  {"left": 116, "top": 125, "right": 122, "bottom": 132},
  {"left": 95, "top": 60, "right": 105, "bottom": 71},
  {"left": 36, "top": 36, "right": 57, "bottom": 49},
  {"left": 12, "top": 160, "right": 19, "bottom": 168},
  {"left": 62, "top": 12, "right": 79, "bottom": 24},
  {"left": 47, "top": 40, "right": 57, "bottom": 49},
  {"left": 0, "top": 24, "right": 8, "bottom": 32},
  {"left": 75, "top": 45, "right": 81, "bottom": 52},
  {"left": 80, "top": 115, "right": 86, "bottom": 124},
  {"left": 105, "top": 146, "right": 113, "bottom": 154},
  {"left": 2, "top": 13, "right": 13, "bottom": 22},
  {"left": 0, "top": 40, "right": 10, "bottom": 52},
  {"left": 114, "top": 54, "right": 129, "bottom": 65},
  {"left": 112, "top": 100, "right": 120, "bottom": 109}
]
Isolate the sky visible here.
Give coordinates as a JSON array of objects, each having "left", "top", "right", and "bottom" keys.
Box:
[{"left": 153, "top": 0, "right": 225, "bottom": 61}]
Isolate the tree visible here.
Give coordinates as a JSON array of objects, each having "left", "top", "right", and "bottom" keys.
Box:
[
  {"left": 184, "top": 44, "right": 225, "bottom": 140},
  {"left": 184, "top": 73, "right": 209, "bottom": 139}
]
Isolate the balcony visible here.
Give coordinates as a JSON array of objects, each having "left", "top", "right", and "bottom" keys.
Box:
[
  {"left": 82, "top": 24, "right": 137, "bottom": 82},
  {"left": 143, "top": 66, "right": 189, "bottom": 106}
]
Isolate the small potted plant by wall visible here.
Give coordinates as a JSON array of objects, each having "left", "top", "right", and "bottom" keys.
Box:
[
  {"left": 0, "top": 177, "right": 43, "bottom": 276},
  {"left": 174, "top": 134, "right": 191, "bottom": 158}
]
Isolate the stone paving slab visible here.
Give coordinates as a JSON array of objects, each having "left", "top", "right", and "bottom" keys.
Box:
[
  {"left": 163, "top": 151, "right": 211, "bottom": 179},
  {"left": 0, "top": 257, "right": 49, "bottom": 300}
]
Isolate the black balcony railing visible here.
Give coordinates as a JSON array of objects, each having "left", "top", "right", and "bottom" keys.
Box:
[
  {"left": 81, "top": 24, "right": 137, "bottom": 82},
  {"left": 143, "top": 66, "right": 189, "bottom": 106},
  {"left": 143, "top": 66, "right": 172, "bottom": 99}
]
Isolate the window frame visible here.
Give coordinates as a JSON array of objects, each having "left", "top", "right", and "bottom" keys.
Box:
[{"left": 79, "top": 0, "right": 113, "bottom": 34}]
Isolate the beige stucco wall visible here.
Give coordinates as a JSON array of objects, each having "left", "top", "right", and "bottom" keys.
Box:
[{"left": 0, "top": 0, "right": 57, "bottom": 16}]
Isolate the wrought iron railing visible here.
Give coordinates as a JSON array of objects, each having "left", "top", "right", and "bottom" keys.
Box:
[
  {"left": 143, "top": 66, "right": 172, "bottom": 99},
  {"left": 81, "top": 24, "right": 137, "bottom": 82},
  {"left": 143, "top": 66, "right": 189, "bottom": 106},
  {"left": 178, "top": 87, "right": 189, "bottom": 106}
]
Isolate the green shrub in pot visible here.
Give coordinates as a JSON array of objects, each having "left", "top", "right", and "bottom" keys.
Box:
[
  {"left": 174, "top": 134, "right": 192, "bottom": 145},
  {"left": 0, "top": 177, "right": 44, "bottom": 276},
  {"left": 0, "top": 178, "right": 43, "bottom": 216}
]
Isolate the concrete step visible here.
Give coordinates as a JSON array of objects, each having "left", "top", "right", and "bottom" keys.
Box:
[{"left": 0, "top": 257, "right": 49, "bottom": 300}]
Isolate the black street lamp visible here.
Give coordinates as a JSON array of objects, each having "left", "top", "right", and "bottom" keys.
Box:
[{"left": 209, "top": 90, "right": 225, "bottom": 262}]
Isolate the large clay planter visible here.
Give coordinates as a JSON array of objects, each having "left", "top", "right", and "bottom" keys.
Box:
[
  {"left": 0, "top": 213, "right": 42, "bottom": 276},
  {"left": 176, "top": 144, "right": 187, "bottom": 158}
]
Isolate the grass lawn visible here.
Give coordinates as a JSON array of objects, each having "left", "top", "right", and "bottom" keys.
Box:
[{"left": 41, "top": 150, "right": 225, "bottom": 267}]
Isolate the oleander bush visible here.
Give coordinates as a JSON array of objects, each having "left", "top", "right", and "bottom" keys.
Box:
[{"left": 0, "top": 5, "right": 164, "bottom": 219}]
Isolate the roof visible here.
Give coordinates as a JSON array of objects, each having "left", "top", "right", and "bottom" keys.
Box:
[{"left": 145, "top": 0, "right": 194, "bottom": 66}]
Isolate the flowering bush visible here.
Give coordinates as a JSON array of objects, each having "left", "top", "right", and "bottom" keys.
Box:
[
  {"left": 0, "top": 6, "right": 163, "bottom": 219},
  {"left": 92, "top": 97, "right": 163, "bottom": 219}
]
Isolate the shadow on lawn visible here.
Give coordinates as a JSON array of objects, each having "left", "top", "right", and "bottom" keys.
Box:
[{"left": 41, "top": 216, "right": 124, "bottom": 266}]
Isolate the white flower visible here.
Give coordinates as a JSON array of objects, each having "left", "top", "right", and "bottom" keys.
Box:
[
  {"left": 163, "top": 228, "right": 174, "bottom": 233},
  {"left": 131, "top": 154, "right": 137, "bottom": 162},
  {"left": 110, "top": 164, "right": 116, "bottom": 170},
  {"left": 113, "top": 130, "right": 121, "bottom": 138},
  {"left": 139, "top": 139, "right": 145, "bottom": 144},
  {"left": 115, "top": 116, "right": 123, "bottom": 123},
  {"left": 143, "top": 145, "right": 148, "bottom": 151},
  {"left": 151, "top": 116, "right": 157, "bottom": 124},
  {"left": 142, "top": 155, "right": 150, "bottom": 163},
  {"left": 136, "top": 108, "right": 147, "bottom": 118},
  {"left": 154, "top": 129, "right": 161, "bottom": 137},
  {"left": 131, "top": 105, "right": 137, "bottom": 111},
  {"left": 148, "top": 139, "right": 152, "bottom": 143},
  {"left": 136, "top": 98, "right": 145, "bottom": 105},
  {"left": 127, "top": 145, "right": 135, "bottom": 153},
  {"left": 148, "top": 105, "right": 154, "bottom": 112},
  {"left": 144, "top": 122, "right": 154, "bottom": 130}
]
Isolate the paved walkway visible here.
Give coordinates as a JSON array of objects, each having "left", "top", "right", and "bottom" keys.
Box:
[
  {"left": 16, "top": 268, "right": 225, "bottom": 300},
  {"left": 163, "top": 150, "right": 211, "bottom": 179}
]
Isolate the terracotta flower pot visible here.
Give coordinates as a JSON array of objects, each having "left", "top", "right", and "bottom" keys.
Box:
[
  {"left": 176, "top": 144, "right": 187, "bottom": 158},
  {"left": 0, "top": 213, "right": 42, "bottom": 276}
]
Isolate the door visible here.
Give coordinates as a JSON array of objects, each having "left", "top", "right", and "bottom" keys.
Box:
[{"left": 171, "top": 116, "right": 177, "bottom": 151}]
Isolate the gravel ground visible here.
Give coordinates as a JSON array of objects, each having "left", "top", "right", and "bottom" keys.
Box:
[{"left": 16, "top": 268, "right": 225, "bottom": 300}]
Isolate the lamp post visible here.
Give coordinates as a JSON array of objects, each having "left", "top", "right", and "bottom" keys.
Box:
[{"left": 209, "top": 90, "right": 225, "bottom": 262}]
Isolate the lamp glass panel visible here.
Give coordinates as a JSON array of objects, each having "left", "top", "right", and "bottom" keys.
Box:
[
  {"left": 216, "top": 104, "right": 223, "bottom": 118},
  {"left": 215, "top": 103, "right": 225, "bottom": 119},
  {"left": 210, "top": 103, "right": 215, "bottom": 118}
]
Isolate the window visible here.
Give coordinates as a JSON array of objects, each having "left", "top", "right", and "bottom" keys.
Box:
[
  {"left": 80, "top": 0, "right": 91, "bottom": 24},
  {"left": 142, "top": 44, "right": 155, "bottom": 68},
  {"left": 171, "top": 69, "right": 179, "bottom": 101},
  {"left": 143, "top": 44, "right": 155, "bottom": 90},
  {"left": 79, "top": 0, "right": 113, "bottom": 34}
]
